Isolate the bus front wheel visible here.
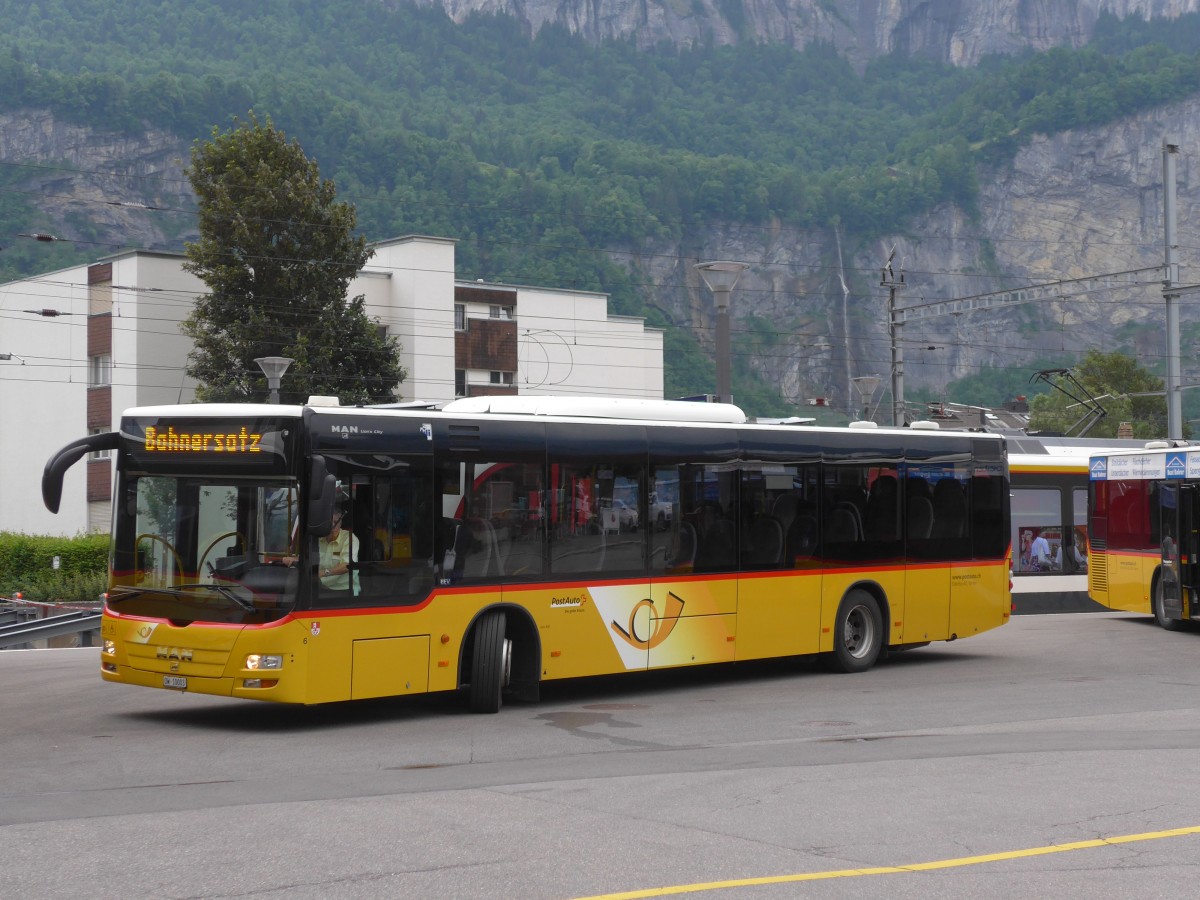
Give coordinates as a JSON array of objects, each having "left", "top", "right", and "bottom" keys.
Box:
[
  {"left": 469, "top": 610, "right": 511, "bottom": 713},
  {"left": 1153, "top": 580, "right": 1187, "bottom": 632},
  {"left": 827, "top": 590, "right": 883, "bottom": 673}
]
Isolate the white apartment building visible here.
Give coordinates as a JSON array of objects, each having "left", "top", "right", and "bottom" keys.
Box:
[{"left": 0, "top": 235, "right": 664, "bottom": 536}]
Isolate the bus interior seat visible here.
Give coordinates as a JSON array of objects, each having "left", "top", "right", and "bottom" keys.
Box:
[
  {"left": 771, "top": 493, "right": 798, "bottom": 532},
  {"left": 746, "top": 515, "right": 784, "bottom": 566},
  {"left": 865, "top": 478, "right": 899, "bottom": 541},
  {"left": 907, "top": 496, "right": 934, "bottom": 540},
  {"left": 827, "top": 504, "right": 862, "bottom": 544},
  {"left": 905, "top": 476, "right": 934, "bottom": 503},
  {"left": 671, "top": 521, "right": 697, "bottom": 570},
  {"left": 930, "top": 480, "right": 967, "bottom": 539}
]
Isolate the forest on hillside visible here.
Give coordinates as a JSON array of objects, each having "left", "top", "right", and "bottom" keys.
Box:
[{"left": 2, "top": 1, "right": 1200, "bottom": 407}]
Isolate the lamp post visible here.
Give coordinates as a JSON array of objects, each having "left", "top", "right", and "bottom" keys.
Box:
[
  {"left": 695, "top": 261, "right": 749, "bottom": 405},
  {"left": 254, "top": 356, "right": 293, "bottom": 404},
  {"left": 852, "top": 375, "right": 881, "bottom": 422}
]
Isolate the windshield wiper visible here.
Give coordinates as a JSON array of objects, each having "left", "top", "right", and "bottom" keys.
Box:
[
  {"left": 106, "top": 583, "right": 257, "bottom": 613},
  {"left": 104, "top": 586, "right": 145, "bottom": 604},
  {"left": 177, "top": 583, "right": 258, "bottom": 613}
]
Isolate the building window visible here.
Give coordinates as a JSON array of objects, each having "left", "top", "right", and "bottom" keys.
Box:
[
  {"left": 455, "top": 304, "right": 466, "bottom": 331},
  {"left": 88, "top": 354, "right": 111, "bottom": 387},
  {"left": 88, "top": 281, "right": 113, "bottom": 316},
  {"left": 489, "top": 305, "right": 514, "bottom": 320},
  {"left": 89, "top": 427, "right": 112, "bottom": 459},
  {"left": 490, "top": 371, "right": 514, "bottom": 385},
  {"left": 455, "top": 370, "right": 466, "bottom": 397}
]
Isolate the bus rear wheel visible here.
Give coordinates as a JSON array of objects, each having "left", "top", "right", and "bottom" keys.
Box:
[
  {"left": 827, "top": 590, "right": 883, "bottom": 673},
  {"left": 469, "top": 610, "right": 511, "bottom": 713},
  {"left": 1153, "top": 580, "right": 1187, "bottom": 632}
]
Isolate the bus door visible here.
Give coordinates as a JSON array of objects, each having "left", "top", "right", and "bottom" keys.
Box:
[
  {"left": 1163, "top": 482, "right": 1200, "bottom": 620},
  {"left": 1181, "top": 484, "right": 1200, "bottom": 620},
  {"left": 1159, "top": 482, "right": 1184, "bottom": 620}
]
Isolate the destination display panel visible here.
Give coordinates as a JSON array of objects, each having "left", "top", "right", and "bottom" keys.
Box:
[{"left": 120, "top": 416, "right": 296, "bottom": 472}]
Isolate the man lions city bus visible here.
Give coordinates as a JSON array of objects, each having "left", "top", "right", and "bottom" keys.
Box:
[
  {"left": 44, "top": 397, "right": 1011, "bottom": 712},
  {"left": 1087, "top": 441, "right": 1200, "bottom": 631}
]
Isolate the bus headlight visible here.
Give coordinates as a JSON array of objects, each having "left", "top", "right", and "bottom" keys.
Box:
[
  {"left": 103, "top": 640, "right": 116, "bottom": 655},
  {"left": 245, "top": 654, "right": 283, "bottom": 670}
]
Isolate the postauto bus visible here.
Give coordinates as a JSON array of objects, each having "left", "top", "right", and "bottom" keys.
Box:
[{"left": 44, "top": 396, "right": 1011, "bottom": 712}]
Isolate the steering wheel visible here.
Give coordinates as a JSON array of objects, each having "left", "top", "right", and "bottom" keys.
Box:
[
  {"left": 134, "top": 534, "right": 183, "bottom": 585},
  {"left": 198, "top": 531, "right": 248, "bottom": 577}
]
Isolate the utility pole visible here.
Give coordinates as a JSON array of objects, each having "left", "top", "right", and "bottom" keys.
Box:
[
  {"left": 881, "top": 248, "right": 905, "bottom": 426},
  {"left": 1163, "top": 139, "right": 1183, "bottom": 440}
]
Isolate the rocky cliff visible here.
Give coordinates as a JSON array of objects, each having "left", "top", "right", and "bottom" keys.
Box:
[
  {"left": 0, "top": 110, "right": 196, "bottom": 252},
  {"left": 5, "top": 86, "right": 1199, "bottom": 415},
  {"left": 421, "top": 0, "right": 1200, "bottom": 66},
  {"left": 626, "top": 94, "right": 1200, "bottom": 411}
]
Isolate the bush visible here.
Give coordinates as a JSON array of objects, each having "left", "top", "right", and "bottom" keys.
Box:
[
  {"left": 14, "top": 570, "right": 109, "bottom": 604},
  {"left": 0, "top": 532, "right": 109, "bottom": 599}
]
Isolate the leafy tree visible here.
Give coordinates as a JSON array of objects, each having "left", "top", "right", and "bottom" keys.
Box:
[
  {"left": 181, "top": 115, "right": 404, "bottom": 404},
  {"left": 1027, "top": 350, "right": 1168, "bottom": 438}
]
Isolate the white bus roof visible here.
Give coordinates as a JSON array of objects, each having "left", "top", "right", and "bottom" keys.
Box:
[{"left": 440, "top": 395, "right": 749, "bottom": 424}]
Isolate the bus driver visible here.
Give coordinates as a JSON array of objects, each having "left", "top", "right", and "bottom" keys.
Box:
[{"left": 282, "top": 507, "right": 358, "bottom": 592}]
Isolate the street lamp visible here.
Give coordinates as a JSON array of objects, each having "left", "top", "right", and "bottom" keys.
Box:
[
  {"left": 255, "top": 356, "right": 293, "bottom": 404},
  {"left": 852, "top": 375, "right": 881, "bottom": 422},
  {"left": 695, "top": 261, "right": 749, "bottom": 405}
]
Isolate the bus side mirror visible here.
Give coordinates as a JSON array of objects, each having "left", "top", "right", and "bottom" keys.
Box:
[
  {"left": 43, "top": 431, "right": 121, "bottom": 513},
  {"left": 307, "top": 455, "right": 337, "bottom": 537}
]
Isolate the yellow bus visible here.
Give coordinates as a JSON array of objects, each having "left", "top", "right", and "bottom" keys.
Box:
[
  {"left": 1006, "top": 435, "right": 1146, "bottom": 614},
  {"left": 1087, "top": 442, "right": 1199, "bottom": 630},
  {"left": 44, "top": 396, "right": 1011, "bottom": 712}
]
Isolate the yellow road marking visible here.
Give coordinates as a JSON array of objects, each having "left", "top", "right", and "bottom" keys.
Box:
[{"left": 574, "top": 825, "right": 1200, "bottom": 899}]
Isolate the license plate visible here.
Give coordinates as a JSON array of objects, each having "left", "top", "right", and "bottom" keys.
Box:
[{"left": 163, "top": 675, "right": 187, "bottom": 689}]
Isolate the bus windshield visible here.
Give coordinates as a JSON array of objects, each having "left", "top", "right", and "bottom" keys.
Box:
[{"left": 109, "top": 475, "right": 300, "bottom": 624}]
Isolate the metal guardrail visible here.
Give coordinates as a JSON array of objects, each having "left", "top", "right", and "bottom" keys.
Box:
[
  {"left": 0, "top": 606, "right": 39, "bottom": 627},
  {"left": 0, "top": 607, "right": 102, "bottom": 650}
]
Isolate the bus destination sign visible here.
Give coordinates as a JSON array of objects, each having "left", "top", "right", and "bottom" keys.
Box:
[
  {"left": 144, "top": 424, "right": 263, "bottom": 454},
  {"left": 124, "top": 417, "right": 293, "bottom": 470}
]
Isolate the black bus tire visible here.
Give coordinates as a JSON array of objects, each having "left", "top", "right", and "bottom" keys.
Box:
[
  {"left": 1153, "top": 580, "right": 1187, "bottom": 632},
  {"left": 827, "top": 590, "right": 883, "bottom": 673},
  {"left": 469, "top": 610, "right": 510, "bottom": 713}
]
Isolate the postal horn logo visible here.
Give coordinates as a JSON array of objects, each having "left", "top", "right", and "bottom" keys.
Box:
[{"left": 610, "top": 592, "right": 685, "bottom": 650}]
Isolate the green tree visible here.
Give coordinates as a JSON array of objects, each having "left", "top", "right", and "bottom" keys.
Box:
[
  {"left": 181, "top": 114, "right": 405, "bottom": 405},
  {"left": 1028, "top": 350, "right": 1167, "bottom": 438}
]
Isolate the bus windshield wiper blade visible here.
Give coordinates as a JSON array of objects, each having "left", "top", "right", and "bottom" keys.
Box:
[
  {"left": 111, "top": 583, "right": 257, "bottom": 613},
  {"left": 179, "top": 583, "right": 258, "bottom": 613},
  {"left": 104, "top": 586, "right": 145, "bottom": 604}
]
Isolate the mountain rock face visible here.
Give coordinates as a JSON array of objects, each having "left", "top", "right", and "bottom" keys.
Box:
[
  {"left": 5, "top": 98, "right": 1198, "bottom": 413},
  {"left": 0, "top": 110, "right": 195, "bottom": 251},
  {"left": 423, "top": 0, "right": 1200, "bottom": 66},
  {"left": 635, "top": 94, "right": 1200, "bottom": 411}
]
